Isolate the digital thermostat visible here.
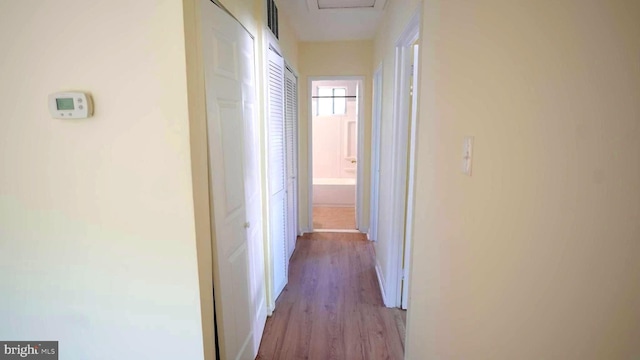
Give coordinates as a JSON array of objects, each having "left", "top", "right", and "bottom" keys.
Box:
[{"left": 48, "top": 92, "right": 93, "bottom": 119}]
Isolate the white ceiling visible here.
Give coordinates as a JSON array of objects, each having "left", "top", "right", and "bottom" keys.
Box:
[{"left": 276, "top": 0, "right": 388, "bottom": 41}]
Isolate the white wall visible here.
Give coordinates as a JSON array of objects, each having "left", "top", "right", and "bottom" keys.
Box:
[
  {"left": 407, "top": 0, "right": 640, "bottom": 359},
  {"left": 0, "top": 1, "right": 204, "bottom": 359}
]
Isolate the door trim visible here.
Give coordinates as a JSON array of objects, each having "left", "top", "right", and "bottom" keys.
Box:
[
  {"left": 401, "top": 44, "right": 419, "bottom": 309},
  {"left": 385, "top": 9, "right": 420, "bottom": 308},
  {"left": 369, "top": 63, "right": 383, "bottom": 242},
  {"left": 307, "top": 76, "right": 366, "bottom": 232}
]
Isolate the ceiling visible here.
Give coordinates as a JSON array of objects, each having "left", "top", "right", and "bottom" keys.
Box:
[{"left": 276, "top": 0, "right": 388, "bottom": 42}]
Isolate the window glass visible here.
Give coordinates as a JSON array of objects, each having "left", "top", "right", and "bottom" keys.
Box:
[
  {"left": 333, "top": 88, "right": 346, "bottom": 115},
  {"left": 318, "top": 87, "right": 333, "bottom": 116},
  {"left": 316, "top": 87, "right": 347, "bottom": 116}
]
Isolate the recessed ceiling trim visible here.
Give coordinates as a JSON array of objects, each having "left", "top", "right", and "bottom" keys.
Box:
[
  {"left": 317, "top": 0, "right": 375, "bottom": 10},
  {"left": 307, "top": 0, "right": 386, "bottom": 12}
]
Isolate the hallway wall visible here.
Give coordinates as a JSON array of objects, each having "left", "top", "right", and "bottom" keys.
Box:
[
  {"left": 409, "top": 0, "right": 640, "bottom": 359},
  {"left": 298, "top": 40, "right": 373, "bottom": 232},
  {"left": 0, "top": 1, "right": 204, "bottom": 359}
]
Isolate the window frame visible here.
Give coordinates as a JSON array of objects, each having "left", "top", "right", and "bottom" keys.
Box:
[{"left": 316, "top": 86, "right": 347, "bottom": 116}]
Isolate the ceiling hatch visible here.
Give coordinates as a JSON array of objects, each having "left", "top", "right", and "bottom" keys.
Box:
[
  {"left": 307, "top": 0, "right": 387, "bottom": 11},
  {"left": 317, "top": 0, "right": 375, "bottom": 9}
]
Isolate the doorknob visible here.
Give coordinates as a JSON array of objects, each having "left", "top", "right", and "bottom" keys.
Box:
[
  {"left": 351, "top": 160, "right": 357, "bottom": 164},
  {"left": 244, "top": 222, "right": 251, "bottom": 229}
]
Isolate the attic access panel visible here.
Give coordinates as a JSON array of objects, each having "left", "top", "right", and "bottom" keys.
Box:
[{"left": 317, "top": 0, "right": 376, "bottom": 9}]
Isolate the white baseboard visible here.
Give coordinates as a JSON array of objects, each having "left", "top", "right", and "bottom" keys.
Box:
[
  {"left": 312, "top": 229, "right": 360, "bottom": 233},
  {"left": 313, "top": 204, "right": 356, "bottom": 208},
  {"left": 375, "top": 263, "right": 390, "bottom": 307}
]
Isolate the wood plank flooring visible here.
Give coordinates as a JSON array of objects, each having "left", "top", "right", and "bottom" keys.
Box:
[
  {"left": 312, "top": 207, "right": 356, "bottom": 230},
  {"left": 257, "top": 232, "right": 406, "bottom": 360}
]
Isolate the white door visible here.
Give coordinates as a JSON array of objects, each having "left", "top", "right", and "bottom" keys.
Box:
[
  {"left": 243, "top": 37, "right": 267, "bottom": 354},
  {"left": 267, "top": 47, "right": 288, "bottom": 301},
  {"left": 284, "top": 67, "right": 298, "bottom": 259},
  {"left": 201, "top": 2, "right": 265, "bottom": 359},
  {"left": 370, "top": 67, "right": 383, "bottom": 241}
]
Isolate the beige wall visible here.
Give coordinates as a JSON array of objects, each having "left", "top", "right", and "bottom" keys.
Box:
[
  {"left": 0, "top": 1, "right": 204, "bottom": 359},
  {"left": 298, "top": 40, "right": 373, "bottom": 231},
  {"left": 371, "top": 0, "right": 421, "bottom": 305},
  {"left": 278, "top": 11, "right": 300, "bottom": 71},
  {"left": 407, "top": 0, "right": 640, "bottom": 359}
]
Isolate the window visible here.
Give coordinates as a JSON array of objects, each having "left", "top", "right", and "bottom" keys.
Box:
[{"left": 316, "top": 87, "right": 347, "bottom": 116}]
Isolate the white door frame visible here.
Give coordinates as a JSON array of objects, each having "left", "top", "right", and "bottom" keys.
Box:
[
  {"left": 386, "top": 10, "right": 420, "bottom": 308},
  {"left": 307, "top": 76, "right": 366, "bottom": 232},
  {"left": 402, "top": 44, "right": 419, "bottom": 309},
  {"left": 369, "top": 64, "right": 383, "bottom": 242}
]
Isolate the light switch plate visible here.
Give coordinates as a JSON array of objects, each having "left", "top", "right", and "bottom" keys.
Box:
[{"left": 462, "top": 136, "right": 474, "bottom": 175}]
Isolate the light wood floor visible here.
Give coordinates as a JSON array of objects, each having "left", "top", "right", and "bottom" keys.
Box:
[
  {"left": 257, "top": 232, "right": 406, "bottom": 360},
  {"left": 313, "top": 206, "right": 356, "bottom": 230}
]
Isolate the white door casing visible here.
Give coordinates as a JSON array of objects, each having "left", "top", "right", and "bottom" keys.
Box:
[
  {"left": 307, "top": 76, "right": 366, "bottom": 232},
  {"left": 201, "top": 1, "right": 266, "bottom": 358},
  {"left": 369, "top": 64, "right": 383, "bottom": 242},
  {"left": 267, "top": 47, "right": 288, "bottom": 301},
  {"left": 385, "top": 8, "right": 420, "bottom": 308},
  {"left": 402, "top": 44, "right": 420, "bottom": 310}
]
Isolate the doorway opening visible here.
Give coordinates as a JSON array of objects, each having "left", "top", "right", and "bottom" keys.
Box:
[{"left": 309, "top": 78, "right": 363, "bottom": 231}]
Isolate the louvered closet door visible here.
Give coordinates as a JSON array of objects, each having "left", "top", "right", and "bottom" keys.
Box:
[
  {"left": 284, "top": 67, "right": 298, "bottom": 259},
  {"left": 267, "top": 48, "right": 288, "bottom": 300}
]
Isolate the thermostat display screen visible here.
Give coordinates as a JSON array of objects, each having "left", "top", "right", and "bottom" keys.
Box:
[
  {"left": 49, "top": 92, "right": 92, "bottom": 119},
  {"left": 56, "top": 98, "right": 75, "bottom": 110}
]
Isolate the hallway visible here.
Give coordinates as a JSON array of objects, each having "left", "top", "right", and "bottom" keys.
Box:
[{"left": 257, "top": 232, "right": 406, "bottom": 360}]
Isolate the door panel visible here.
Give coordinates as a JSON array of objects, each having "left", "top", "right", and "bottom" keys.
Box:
[
  {"left": 284, "top": 68, "right": 298, "bottom": 259},
  {"left": 218, "top": 101, "right": 246, "bottom": 217},
  {"left": 270, "top": 190, "right": 287, "bottom": 297},
  {"left": 267, "top": 48, "right": 288, "bottom": 301},
  {"left": 201, "top": 1, "right": 265, "bottom": 359}
]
